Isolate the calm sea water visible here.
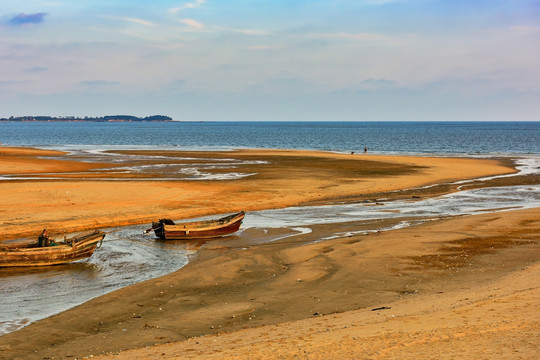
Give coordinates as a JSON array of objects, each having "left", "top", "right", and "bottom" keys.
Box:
[{"left": 1, "top": 121, "right": 539, "bottom": 155}]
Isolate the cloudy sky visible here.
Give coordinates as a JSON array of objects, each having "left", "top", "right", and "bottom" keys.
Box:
[{"left": 1, "top": 0, "right": 539, "bottom": 121}]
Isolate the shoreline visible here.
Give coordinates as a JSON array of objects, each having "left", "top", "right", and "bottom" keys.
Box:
[
  {"left": 0, "top": 146, "right": 520, "bottom": 241},
  {"left": 0, "top": 146, "right": 539, "bottom": 359}
]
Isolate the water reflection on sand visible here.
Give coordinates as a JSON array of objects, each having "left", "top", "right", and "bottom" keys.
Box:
[
  {"left": 2, "top": 182, "right": 539, "bottom": 335},
  {"left": 0, "top": 225, "right": 193, "bottom": 335}
]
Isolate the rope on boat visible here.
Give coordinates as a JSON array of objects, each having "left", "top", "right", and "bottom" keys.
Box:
[{"left": 102, "top": 229, "right": 123, "bottom": 235}]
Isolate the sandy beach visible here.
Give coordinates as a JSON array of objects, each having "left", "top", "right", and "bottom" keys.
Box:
[
  {"left": 0, "top": 146, "right": 519, "bottom": 241},
  {"left": 0, "top": 146, "right": 538, "bottom": 359}
]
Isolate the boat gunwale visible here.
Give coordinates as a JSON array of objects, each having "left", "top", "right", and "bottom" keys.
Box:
[{"left": 163, "top": 212, "right": 244, "bottom": 232}]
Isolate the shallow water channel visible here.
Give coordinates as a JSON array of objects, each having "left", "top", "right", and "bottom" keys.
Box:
[{"left": 1, "top": 161, "right": 539, "bottom": 335}]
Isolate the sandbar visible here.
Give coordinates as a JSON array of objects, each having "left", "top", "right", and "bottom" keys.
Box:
[{"left": 0, "top": 147, "right": 519, "bottom": 240}]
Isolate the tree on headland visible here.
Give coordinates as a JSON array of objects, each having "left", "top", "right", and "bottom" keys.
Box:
[{"left": 0, "top": 115, "right": 173, "bottom": 122}]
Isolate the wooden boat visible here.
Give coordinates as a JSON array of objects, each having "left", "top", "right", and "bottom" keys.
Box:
[
  {"left": 148, "top": 211, "right": 245, "bottom": 240},
  {"left": 0, "top": 230, "right": 105, "bottom": 267}
]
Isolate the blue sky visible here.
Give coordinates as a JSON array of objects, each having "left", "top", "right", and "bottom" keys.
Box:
[{"left": 1, "top": 0, "right": 539, "bottom": 121}]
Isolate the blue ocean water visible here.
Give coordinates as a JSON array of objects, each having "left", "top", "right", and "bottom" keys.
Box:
[{"left": 1, "top": 121, "right": 539, "bottom": 155}]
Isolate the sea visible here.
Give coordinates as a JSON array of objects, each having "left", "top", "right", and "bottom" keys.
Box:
[
  {"left": 1, "top": 121, "right": 539, "bottom": 336},
  {"left": 1, "top": 121, "right": 539, "bottom": 155}
]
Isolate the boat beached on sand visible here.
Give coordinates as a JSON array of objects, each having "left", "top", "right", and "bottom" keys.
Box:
[
  {"left": 147, "top": 211, "right": 245, "bottom": 240},
  {"left": 0, "top": 230, "right": 105, "bottom": 267}
]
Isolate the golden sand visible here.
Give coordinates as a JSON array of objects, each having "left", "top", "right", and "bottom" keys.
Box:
[
  {"left": 0, "top": 147, "right": 515, "bottom": 240},
  {"left": 0, "top": 146, "right": 538, "bottom": 360}
]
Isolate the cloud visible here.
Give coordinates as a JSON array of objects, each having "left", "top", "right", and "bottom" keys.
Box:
[
  {"left": 230, "top": 29, "right": 270, "bottom": 36},
  {"left": 100, "top": 15, "right": 155, "bottom": 26},
  {"left": 335, "top": 32, "right": 391, "bottom": 41},
  {"left": 510, "top": 25, "right": 540, "bottom": 35},
  {"left": 27, "top": 66, "right": 48, "bottom": 73},
  {"left": 80, "top": 80, "right": 120, "bottom": 87},
  {"left": 307, "top": 31, "right": 416, "bottom": 47},
  {"left": 0, "top": 80, "right": 30, "bottom": 86},
  {"left": 361, "top": 78, "right": 396, "bottom": 87},
  {"left": 179, "top": 18, "right": 204, "bottom": 30},
  {"left": 247, "top": 77, "right": 316, "bottom": 95},
  {"left": 123, "top": 17, "right": 155, "bottom": 26},
  {"left": 248, "top": 45, "right": 283, "bottom": 51},
  {"left": 8, "top": 13, "right": 47, "bottom": 26},
  {"left": 172, "top": 79, "right": 186, "bottom": 86},
  {"left": 170, "top": 0, "right": 206, "bottom": 14},
  {"left": 333, "top": 79, "right": 398, "bottom": 94}
]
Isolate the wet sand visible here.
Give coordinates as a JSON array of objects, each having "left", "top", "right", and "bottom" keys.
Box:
[{"left": 0, "top": 146, "right": 539, "bottom": 359}]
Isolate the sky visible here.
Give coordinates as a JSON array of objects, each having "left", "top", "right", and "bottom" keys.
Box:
[{"left": 1, "top": 0, "right": 539, "bottom": 121}]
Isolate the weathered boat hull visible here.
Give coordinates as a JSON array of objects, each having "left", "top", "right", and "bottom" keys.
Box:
[
  {"left": 162, "top": 220, "right": 243, "bottom": 240},
  {"left": 151, "top": 211, "right": 245, "bottom": 240},
  {"left": 0, "top": 230, "right": 105, "bottom": 267}
]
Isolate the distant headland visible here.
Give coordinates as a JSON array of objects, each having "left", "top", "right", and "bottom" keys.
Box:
[{"left": 0, "top": 115, "right": 173, "bottom": 122}]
